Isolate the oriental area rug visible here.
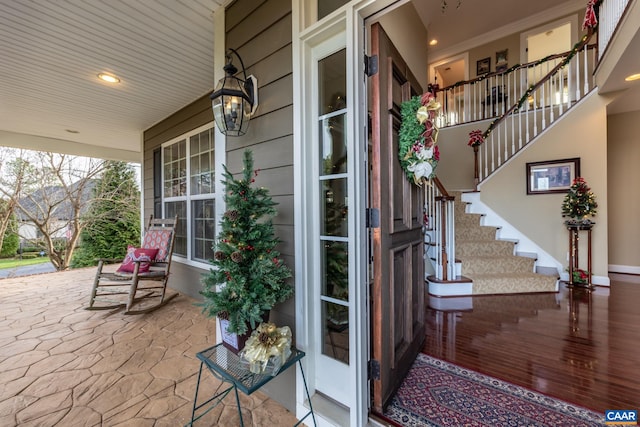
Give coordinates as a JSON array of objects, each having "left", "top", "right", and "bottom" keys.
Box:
[{"left": 383, "top": 354, "right": 604, "bottom": 427}]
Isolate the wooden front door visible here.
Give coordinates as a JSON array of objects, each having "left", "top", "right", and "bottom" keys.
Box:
[{"left": 369, "top": 22, "right": 426, "bottom": 413}]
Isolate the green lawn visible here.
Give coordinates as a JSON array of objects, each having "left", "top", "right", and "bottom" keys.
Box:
[{"left": 0, "top": 257, "right": 52, "bottom": 270}]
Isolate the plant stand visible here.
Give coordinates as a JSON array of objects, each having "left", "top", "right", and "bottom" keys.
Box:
[
  {"left": 188, "top": 343, "right": 316, "bottom": 426},
  {"left": 565, "top": 220, "right": 594, "bottom": 287}
]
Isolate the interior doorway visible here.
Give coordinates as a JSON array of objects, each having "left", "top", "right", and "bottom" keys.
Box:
[
  {"left": 520, "top": 16, "right": 577, "bottom": 105},
  {"left": 433, "top": 56, "right": 467, "bottom": 88},
  {"left": 522, "top": 18, "right": 575, "bottom": 63},
  {"left": 429, "top": 53, "right": 469, "bottom": 125}
]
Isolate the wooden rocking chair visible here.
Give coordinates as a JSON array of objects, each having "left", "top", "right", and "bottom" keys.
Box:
[{"left": 87, "top": 215, "right": 179, "bottom": 314}]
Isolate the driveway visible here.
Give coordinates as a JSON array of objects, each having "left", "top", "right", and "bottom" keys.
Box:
[{"left": 0, "top": 262, "right": 57, "bottom": 279}]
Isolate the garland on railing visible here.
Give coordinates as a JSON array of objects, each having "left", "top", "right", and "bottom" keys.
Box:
[
  {"left": 480, "top": 36, "right": 594, "bottom": 141},
  {"left": 446, "top": 52, "right": 575, "bottom": 90},
  {"left": 466, "top": 0, "right": 602, "bottom": 169}
]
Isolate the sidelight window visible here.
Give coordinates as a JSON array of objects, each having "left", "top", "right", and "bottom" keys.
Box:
[{"left": 318, "top": 48, "right": 349, "bottom": 363}]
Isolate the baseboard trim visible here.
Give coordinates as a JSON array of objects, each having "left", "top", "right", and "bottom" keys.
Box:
[{"left": 609, "top": 264, "right": 640, "bottom": 275}]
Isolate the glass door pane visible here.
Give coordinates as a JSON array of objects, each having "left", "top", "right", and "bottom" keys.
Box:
[{"left": 318, "top": 48, "right": 349, "bottom": 364}]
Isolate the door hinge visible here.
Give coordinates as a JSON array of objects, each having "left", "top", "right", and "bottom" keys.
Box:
[
  {"left": 365, "top": 54, "right": 378, "bottom": 77},
  {"left": 366, "top": 208, "right": 379, "bottom": 228},
  {"left": 368, "top": 359, "right": 381, "bottom": 380}
]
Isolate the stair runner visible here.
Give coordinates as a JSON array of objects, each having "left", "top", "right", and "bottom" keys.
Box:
[{"left": 454, "top": 193, "right": 558, "bottom": 295}]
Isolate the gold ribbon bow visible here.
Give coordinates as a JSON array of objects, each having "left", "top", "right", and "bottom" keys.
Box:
[{"left": 240, "top": 322, "right": 292, "bottom": 374}]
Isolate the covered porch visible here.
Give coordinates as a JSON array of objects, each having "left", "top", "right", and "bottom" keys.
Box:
[{"left": 0, "top": 268, "right": 297, "bottom": 426}]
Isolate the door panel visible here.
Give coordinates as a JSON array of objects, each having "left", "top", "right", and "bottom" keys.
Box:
[{"left": 370, "top": 22, "right": 426, "bottom": 413}]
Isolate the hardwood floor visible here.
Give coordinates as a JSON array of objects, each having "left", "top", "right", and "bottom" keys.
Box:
[{"left": 422, "top": 275, "right": 640, "bottom": 413}]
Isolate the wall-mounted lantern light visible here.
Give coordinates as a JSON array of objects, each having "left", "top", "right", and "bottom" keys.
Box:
[{"left": 210, "top": 48, "right": 258, "bottom": 136}]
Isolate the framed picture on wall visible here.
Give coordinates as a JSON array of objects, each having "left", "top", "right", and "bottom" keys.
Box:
[
  {"left": 526, "top": 158, "right": 580, "bottom": 195},
  {"left": 476, "top": 57, "right": 490, "bottom": 75},
  {"left": 496, "top": 49, "right": 508, "bottom": 72}
]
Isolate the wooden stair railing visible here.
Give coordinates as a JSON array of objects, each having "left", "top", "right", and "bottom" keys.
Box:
[
  {"left": 469, "top": 31, "right": 597, "bottom": 186},
  {"left": 431, "top": 23, "right": 599, "bottom": 188},
  {"left": 436, "top": 26, "right": 597, "bottom": 129}
]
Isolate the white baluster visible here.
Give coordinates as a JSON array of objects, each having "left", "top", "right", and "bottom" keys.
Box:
[
  {"left": 491, "top": 131, "right": 496, "bottom": 172},
  {"left": 575, "top": 51, "right": 581, "bottom": 100},
  {"left": 484, "top": 137, "right": 489, "bottom": 179},
  {"left": 583, "top": 44, "right": 589, "bottom": 94}
]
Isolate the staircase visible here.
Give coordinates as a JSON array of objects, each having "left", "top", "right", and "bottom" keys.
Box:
[
  {"left": 453, "top": 192, "right": 558, "bottom": 295},
  {"left": 426, "top": 27, "right": 598, "bottom": 292}
]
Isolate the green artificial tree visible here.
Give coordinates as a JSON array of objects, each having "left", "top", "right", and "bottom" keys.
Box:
[
  {"left": 561, "top": 177, "right": 598, "bottom": 221},
  {"left": 201, "top": 150, "right": 293, "bottom": 335}
]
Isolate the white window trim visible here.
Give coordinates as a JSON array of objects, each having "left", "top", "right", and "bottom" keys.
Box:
[
  {"left": 293, "top": 2, "right": 372, "bottom": 425},
  {"left": 161, "top": 121, "right": 220, "bottom": 270}
]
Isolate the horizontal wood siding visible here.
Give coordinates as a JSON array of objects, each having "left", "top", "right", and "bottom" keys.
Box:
[
  {"left": 224, "top": 0, "right": 295, "bottom": 411},
  {"left": 141, "top": 5, "right": 294, "bottom": 407},
  {"left": 143, "top": 94, "right": 213, "bottom": 225}
]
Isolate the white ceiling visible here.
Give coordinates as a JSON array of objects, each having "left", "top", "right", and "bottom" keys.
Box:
[
  {"left": 413, "top": 0, "right": 584, "bottom": 59},
  {"left": 1, "top": 0, "right": 638, "bottom": 162},
  {"left": 0, "top": 0, "right": 222, "bottom": 161}
]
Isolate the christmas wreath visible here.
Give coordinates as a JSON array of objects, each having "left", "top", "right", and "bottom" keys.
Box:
[{"left": 398, "top": 92, "right": 441, "bottom": 185}]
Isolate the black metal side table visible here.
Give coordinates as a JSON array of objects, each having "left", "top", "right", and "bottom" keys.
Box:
[{"left": 188, "top": 343, "right": 316, "bottom": 427}]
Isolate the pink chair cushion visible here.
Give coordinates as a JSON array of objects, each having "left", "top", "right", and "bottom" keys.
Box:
[
  {"left": 142, "top": 229, "right": 173, "bottom": 261},
  {"left": 116, "top": 246, "right": 159, "bottom": 273}
]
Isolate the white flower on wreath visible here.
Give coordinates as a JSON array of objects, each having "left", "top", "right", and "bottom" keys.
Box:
[
  {"left": 407, "top": 159, "right": 433, "bottom": 181},
  {"left": 415, "top": 146, "right": 434, "bottom": 161}
]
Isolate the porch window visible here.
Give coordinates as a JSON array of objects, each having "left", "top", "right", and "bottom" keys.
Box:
[
  {"left": 318, "top": 48, "right": 349, "bottom": 363},
  {"left": 162, "top": 126, "right": 216, "bottom": 264}
]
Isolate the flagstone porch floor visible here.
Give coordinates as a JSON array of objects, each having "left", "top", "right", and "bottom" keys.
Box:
[{"left": 0, "top": 268, "right": 299, "bottom": 426}]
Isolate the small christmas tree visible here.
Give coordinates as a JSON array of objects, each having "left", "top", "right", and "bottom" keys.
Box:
[
  {"left": 561, "top": 177, "right": 598, "bottom": 220},
  {"left": 200, "top": 150, "right": 293, "bottom": 335}
]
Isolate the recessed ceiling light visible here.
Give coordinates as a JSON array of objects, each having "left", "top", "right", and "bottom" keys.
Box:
[
  {"left": 98, "top": 73, "right": 121, "bottom": 83},
  {"left": 625, "top": 73, "right": 640, "bottom": 82},
  {"left": 429, "top": 39, "right": 438, "bottom": 46}
]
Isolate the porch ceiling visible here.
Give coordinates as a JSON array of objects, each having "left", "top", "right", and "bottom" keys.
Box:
[{"left": 0, "top": 0, "right": 222, "bottom": 162}]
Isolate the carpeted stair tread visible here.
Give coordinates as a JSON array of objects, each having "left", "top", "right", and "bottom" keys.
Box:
[
  {"left": 466, "top": 273, "right": 558, "bottom": 295},
  {"left": 459, "top": 255, "right": 536, "bottom": 275},
  {"left": 452, "top": 191, "right": 559, "bottom": 295},
  {"left": 456, "top": 241, "right": 515, "bottom": 257},
  {"left": 456, "top": 213, "right": 485, "bottom": 227},
  {"left": 456, "top": 226, "right": 499, "bottom": 241}
]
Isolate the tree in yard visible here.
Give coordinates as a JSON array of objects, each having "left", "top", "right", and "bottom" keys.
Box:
[
  {"left": 0, "top": 150, "right": 106, "bottom": 271},
  {"left": 0, "top": 200, "right": 19, "bottom": 257},
  {"left": 0, "top": 148, "right": 21, "bottom": 255},
  {"left": 71, "top": 161, "right": 141, "bottom": 267}
]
